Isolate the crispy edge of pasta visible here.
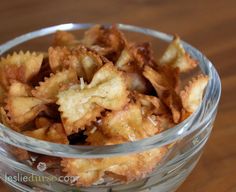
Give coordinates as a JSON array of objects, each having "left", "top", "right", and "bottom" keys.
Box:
[
  {"left": 61, "top": 103, "right": 103, "bottom": 135},
  {"left": 180, "top": 74, "right": 209, "bottom": 113},
  {"left": 134, "top": 92, "right": 167, "bottom": 115},
  {"left": 0, "top": 107, "right": 20, "bottom": 132},
  {"left": 48, "top": 46, "right": 71, "bottom": 73},
  {"left": 82, "top": 25, "right": 127, "bottom": 54},
  {"left": 101, "top": 100, "right": 168, "bottom": 143},
  {"left": 48, "top": 45, "right": 104, "bottom": 82},
  {"left": 143, "top": 65, "right": 182, "bottom": 123},
  {"left": 5, "top": 96, "right": 47, "bottom": 126},
  {"left": 101, "top": 103, "right": 145, "bottom": 142},
  {"left": 88, "top": 62, "right": 129, "bottom": 110},
  {"left": 70, "top": 45, "right": 104, "bottom": 82},
  {"left": 58, "top": 88, "right": 103, "bottom": 135},
  {"left": 0, "top": 51, "right": 43, "bottom": 88},
  {"left": 32, "top": 69, "right": 78, "bottom": 102},
  {"left": 159, "top": 36, "right": 197, "bottom": 72}
]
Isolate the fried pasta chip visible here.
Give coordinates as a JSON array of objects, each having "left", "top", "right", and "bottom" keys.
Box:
[
  {"left": 105, "top": 147, "right": 167, "bottom": 182},
  {"left": 53, "top": 30, "right": 79, "bottom": 47},
  {"left": 82, "top": 25, "right": 127, "bottom": 61},
  {"left": 8, "top": 80, "right": 32, "bottom": 97},
  {"left": 180, "top": 74, "right": 209, "bottom": 113},
  {"left": 136, "top": 94, "right": 174, "bottom": 129},
  {"left": 135, "top": 93, "right": 174, "bottom": 130},
  {"left": 159, "top": 36, "right": 197, "bottom": 72},
  {"left": 2, "top": 81, "right": 33, "bottom": 130},
  {"left": 81, "top": 25, "right": 103, "bottom": 47},
  {"left": 0, "top": 51, "right": 43, "bottom": 89},
  {"left": 125, "top": 72, "right": 152, "bottom": 94},
  {"left": 30, "top": 55, "right": 53, "bottom": 86},
  {"left": 116, "top": 42, "right": 155, "bottom": 70},
  {"left": 48, "top": 46, "right": 70, "bottom": 72},
  {"left": 131, "top": 42, "right": 155, "bottom": 67},
  {"left": 0, "top": 107, "right": 20, "bottom": 131},
  {"left": 101, "top": 103, "right": 161, "bottom": 142},
  {"left": 48, "top": 46, "right": 103, "bottom": 82},
  {"left": 23, "top": 123, "right": 68, "bottom": 144},
  {"left": 86, "top": 127, "right": 122, "bottom": 145},
  {"left": 115, "top": 48, "right": 132, "bottom": 71},
  {"left": 87, "top": 63, "right": 128, "bottom": 109},
  {"left": 143, "top": 65, "right": 182, "bottom": 123},
  {"left": 134, "top": 92, "right": 167, "bottom": 116},
  {"left": 116, "top": 43, "right": 155, "bottom": 93},
  {"left": 5, "top": 96, "right": 46, "bottom": 126},
  {"left": 116, "top": 50, "right": 150, "bottom": 93},
  {"left": 57, "top": 63, "right": 128, "bottom": 135},
  {"left": 32, "top": 69, "right": 78, "bottom": 102},
  {"left": 62, "top": 129, "right": 167, "bottom": 186}
]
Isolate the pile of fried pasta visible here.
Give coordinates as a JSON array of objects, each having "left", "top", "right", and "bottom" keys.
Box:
[{"left": 0, "top": 25, "right": 208, "bottom": 187}]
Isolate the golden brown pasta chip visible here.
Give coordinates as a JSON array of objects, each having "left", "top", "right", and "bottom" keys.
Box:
[
  {"left": 62, "top": 135, "right": 167, "bottom": 187},
  {"left": 116, "top": 42, "right": 155, "bottom": 70},
  {"left": 57, "top": 63, "right": 128, "bottom": 135},
  {"left": 0, "top": 107, "right": 20, "bottom": 131},
  {"left": 82, "top": 25, "right": 127, "bottom": 61},
  {"left": 63, "top": 125, "right": 167, "bottom": 186},
  {"left": 53, "top": 30, "right": 79, "bottom": 47},
  {"left": 180, "top": 74, "right": 209, "bottom": 113},
  {"left": 48, "top": 46, "right": 70, "bottom": 73},
  {"left": 8, "top": 80, "right": 32, "bottom": 97},
  {"left": 101, "top": 103, "right": 161, "bottom": 142},
  {"left": 129, "top": 42, "right": 156, "bottom": 68},
  {"left": 24, "top": 123, "right": 68, "bottom": 144},
  {"left": 86, "top": 127, "right": 122, "bottom": 145},
  {"left": 81, "top": 25, "right": 103, "bottom": 47},
  {"left": 0, "top": 51, "right": 43, "bottom": 89},
  {"left": 159, "top": 36, "right": 197, "bottom": 72},
  {"left": 116, "top": 49, "right": 150, "bottom": 93},
  {"left": 32, "top": 69, "right": 78, "bottom": 102},
  {"left": 116, "top": 43, "right": 155, "bottom": 93},
  {"left": 143, "top": 65, "right": 182, "bottom": 123},
  {"left": 134, "top": 92, "right": 167, "bottom": 116},
  {"left": 48, "top": 46, "right": 103, "bottom": 82},
  {"left": 125, "top": 72, "right": 152, "bottom": 93},
  {"left": 5, "top": 96, "right": 46, "bottom": 126}
]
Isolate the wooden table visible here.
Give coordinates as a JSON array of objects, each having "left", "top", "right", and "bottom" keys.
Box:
[{"left": 0, "top": 0, "right": 235, "bottom": 191}]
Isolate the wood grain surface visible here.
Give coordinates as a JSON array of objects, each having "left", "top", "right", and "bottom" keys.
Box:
[{"left": 0, "top": 0, "right": 236, "bottom": 191}]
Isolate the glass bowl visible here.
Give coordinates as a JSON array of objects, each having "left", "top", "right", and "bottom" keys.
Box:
[{"left": 0, "top": 23, "right": 221, "bottom": 192}]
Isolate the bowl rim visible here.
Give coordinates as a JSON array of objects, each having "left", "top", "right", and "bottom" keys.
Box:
[{"left": 0, "top": 23, "right": 221, "bottom": 158}]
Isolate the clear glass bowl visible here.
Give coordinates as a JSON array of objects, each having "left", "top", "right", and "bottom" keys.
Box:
[{"left": 0, "top": 23, "right": 221, "bottom": 192}]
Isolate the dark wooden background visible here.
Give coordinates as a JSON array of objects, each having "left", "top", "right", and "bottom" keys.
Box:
[{"left": 0, "top": 0, "right": 236, "bottom": 191}]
